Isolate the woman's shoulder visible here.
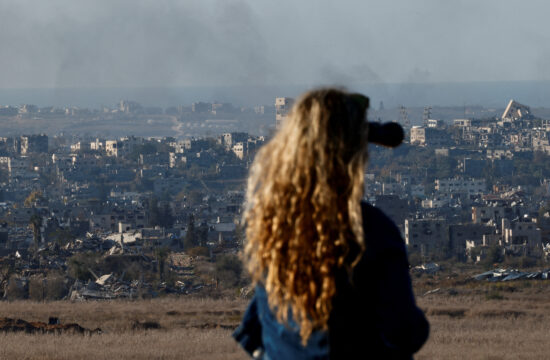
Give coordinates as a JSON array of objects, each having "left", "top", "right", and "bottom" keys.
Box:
[{"left": 360, "top": 201, "right": 407, "bottom": 258}]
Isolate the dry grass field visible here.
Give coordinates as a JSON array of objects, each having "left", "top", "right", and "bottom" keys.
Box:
[
  {"left": 0, "top": 297, "right": 249, "bottom": 360},
  {"left": 416, "top": 286, "right": 550, "bottom": 359},
  {"left": 2, "top": 276, "right": 550, "bottom": 359}
]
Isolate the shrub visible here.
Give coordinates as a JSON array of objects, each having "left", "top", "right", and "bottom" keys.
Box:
[
  {"left": 6, "top": 275, "right": 28, "bottom": 300},
  {"left": 67, "top": 252, "right": 102, "bottom": 281},
  {"left": 215, "top": 254, "right": 242, "bottom": 288},
  {"left": 187, "top": 246, "right": 210, "bottom": 258},
  {"left": 46, "top": 276, "right": 69, "bottom": 300},
  {"left": 28, "top": 276, "right": 46, "bottom": 301},
  {"left": 485, "top": 291, "right": 504, "bottom": 300},
  {"left": 408, "top": 252, "right": 423, "bottom": 267},
  {"left": 132, "top": 320, "right": 161, "bottom": 331},
  {"left": 29, "top": 276, "right": 69, "bottom": 301},
  {"left": 519, "top": 255, "right": 537, "bottom": 269}
]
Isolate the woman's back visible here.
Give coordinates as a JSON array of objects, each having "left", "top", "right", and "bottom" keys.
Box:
[{"left": 234, "top": 202, "right": 429, "bottom": 359}]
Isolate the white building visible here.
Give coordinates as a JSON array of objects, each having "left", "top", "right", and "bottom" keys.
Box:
[
  {"left": 453, "top": 119, "right": 471, "bottom": 127},
  {"left": 70, "top": 142, "right": 90, "bottom": 152},
  {"left": 275, "top": 97, "right": 294, "bottom": 130},
  {"left": 90, "top": 139, "right": 104, "bottom": 151},
  {"left": 232, "top": 142, "right": 245, "bottom": 160},
  {"left": 435, "top": 178, "right": 486, "bottom": 196},
  {"left": 105, "top": 137, "right": 140, "bottom": 157},
  {"left": 410, "top": 126, "right": 426, "bottom": 145}
]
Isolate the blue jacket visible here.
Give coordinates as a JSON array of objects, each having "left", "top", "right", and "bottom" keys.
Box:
[{"left": 233, "top": 202, "right": 429, "bottom": 359}]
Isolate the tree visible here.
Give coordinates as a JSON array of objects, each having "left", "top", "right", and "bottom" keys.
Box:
[
  {"left": 186, "top": 190, "right": 204, "bottom": 207},
  {"left": 48, "top": 228, "right": 75, "bottom": 246},
  {"left": 97, "top": 181, "right": 110, "bottom": 203},
  {"left": 29, "top": 214, "right": 42, "bottom": 250},
  {"left": 24, "top": 190, "right": 44, "bottom": 208},
  {"left": 184, "top": 215, "right": 197, "bottom": 250},
  {"left": 148, "top": 196, "right": 160, "bottom": 227},
  {"left": 159, "top": 203, "right": 174, "bottom": 228},
  {"left": 154, "top": 247, "right": 170, "bottom": 281},
  {"left": 67, "top": 252, "right": 102, "bottom": 281},
  {"left": 0, "top": 263, "right": 14, "bottom": 298},
  {"left": 215, "top": 254, "right": 243, "bottom": 288},
  {"left": 197, "top": 222, "right": 209, "bottom": 247},
  {"left": 234, "top": 224, "right": 245, "bottom": 247},
  {"left": 484, "top": 245, "right": 503, "bottom": 267}
]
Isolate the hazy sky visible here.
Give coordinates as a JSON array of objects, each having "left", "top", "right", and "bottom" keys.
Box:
[{"left": 1, "top": 0, "right": 549, "bottom": 89}]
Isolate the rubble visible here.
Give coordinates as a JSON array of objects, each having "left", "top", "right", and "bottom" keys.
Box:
[
  {"left": 412, "top": 263, "right": 441, "bottom": 274},
  {"left": 68, "top": 278, "right": 155, "bottom": 300},
  {"left": 423, "top": 288, "right": 441, "bottom": 296},
  {"left": 0, "top": 317, "right": 101, "bottom": 335},
  {"left": 473, "top": 268, "right": 550, "bottom": 282}
]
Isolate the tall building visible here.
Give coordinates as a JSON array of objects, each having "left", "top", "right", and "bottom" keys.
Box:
[
  {"left": 191, "top": 102, "right": 210, "bottom": 113},
  {"left": 275, "top": 97, "right": 294, "bottom": 130},
  {"left": 119, "top": 100, "right": 142, "bottom": 114},
  {"left": 20, "top": 134, "right": 48, "bottom": 154},
  {"left": 410, "top": 126, "right": 451, "bottom": 146}
]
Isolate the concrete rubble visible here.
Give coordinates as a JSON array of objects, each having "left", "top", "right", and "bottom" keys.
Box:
[
  {"left": 473, "top": 268, "right": 550, "bottom": 282},
  {"left": 412, "top": 263, "right": 441, "bottom": 274}
]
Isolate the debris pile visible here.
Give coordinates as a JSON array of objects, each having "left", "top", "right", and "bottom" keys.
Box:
[
  {"left": 0, "top": 317, "right": 101, "bottom": 335},
  {"left": 473, "top": 268, "right": 550, "bottom": 282},
  {"left": 68, "top": 275, "right": 156, "bottom": 300},
  {"left": 412, "top": 263, "right": 441, "bottom": 274},
  {"left": 67, "top": 270, "right": 210, "bottom": 300}
]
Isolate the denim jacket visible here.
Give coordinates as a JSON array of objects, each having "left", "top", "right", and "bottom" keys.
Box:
[{"left": 233, "top": 202, "right": 429, "bottom": 359}]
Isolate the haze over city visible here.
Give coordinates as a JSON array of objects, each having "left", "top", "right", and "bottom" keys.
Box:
[{"left": 1, "top": 0, "right": 550, "bottom": 107}]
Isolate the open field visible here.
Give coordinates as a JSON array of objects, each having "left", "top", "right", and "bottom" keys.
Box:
[
  {"left": 416, "top": 283, "right": 550, "bottom": 359},
  {"left": 0, "top": 298, "right": 248, "bottom": 360},
  {"left": 2, "top": 275, "right": 550, "bottom": 359}
]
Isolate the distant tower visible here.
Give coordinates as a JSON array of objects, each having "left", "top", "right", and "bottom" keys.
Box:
[
  {"left": 399, "top": 106, "right": 410, "bottom": 128},
  {"left": 423, "top": 106, "right": 432, "bottom": 127},
  {"left": 379, "top": 101, "right": 384, "bottom": 111},
  {"left": 275, "top": 97, "right": 294, "bottom": 130}
]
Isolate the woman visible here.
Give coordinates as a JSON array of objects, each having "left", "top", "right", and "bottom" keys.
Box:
[{"left": 234, "top": 88, "right": 429, "bottom": 359}]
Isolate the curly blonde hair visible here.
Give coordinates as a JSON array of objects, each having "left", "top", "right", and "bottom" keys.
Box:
[{"left": 243, "top": 88, "right": 369, "bottom": 344}]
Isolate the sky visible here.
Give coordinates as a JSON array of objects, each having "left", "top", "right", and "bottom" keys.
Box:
[{"left": 0, "top": 0, "right": 549, "bottom": 89}]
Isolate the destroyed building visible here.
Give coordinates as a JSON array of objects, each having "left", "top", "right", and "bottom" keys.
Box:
[
  {"left": 501, "top": 218, "right": 542, "bottom": 256},
  {"left": 448, "top": 224, "right": 495, "bottom": 259},
  {"left": 405, "top": 218, "right": 447, "bottom": 257},
  {"left": 501, "top": 99, "right": 533, "bottom": 123}
]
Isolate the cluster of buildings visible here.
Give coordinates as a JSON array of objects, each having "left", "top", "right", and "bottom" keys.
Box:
[
  {"left": 367, "top": 99, "right": 550, "bottom": 263},
  {"left": 2, "top": 95, "right": 550, "bottom": 300},
  {"left": 371, "top": 176, "right": 548, "bottom": 262},
  {"left": 1, "top": 100, "right": 276, "bottom": 118},
  {"left": 410, "top": 100, "right": 549, "bottom": 152},
  {"left": 0, "top": 125, "right": 269, "bottom": 298}
]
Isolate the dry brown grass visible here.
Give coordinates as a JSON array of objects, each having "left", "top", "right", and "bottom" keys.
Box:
[
  {"left": 415, "top": 280, "right": 550, "bottom": 360},
  {"left": 2, "top": 279, "right": 550, "bottom": 359},
  {"left": 0, "top": 329, "right": 245, "bottom": 360},
  {"left": 0, "top": 297, "right": 247, "bottom": 333},
  {"left": 0, "top": 297, "right": 249, "bottom": 360}
]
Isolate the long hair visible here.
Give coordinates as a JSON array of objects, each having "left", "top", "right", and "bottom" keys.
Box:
[{"left": 243, "top": 88, "right": 369, "bottom": 344}]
